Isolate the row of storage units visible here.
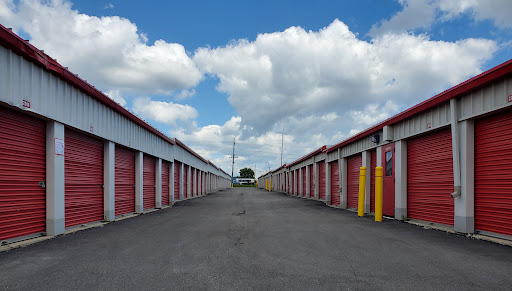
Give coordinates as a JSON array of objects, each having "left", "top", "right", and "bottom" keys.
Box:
[
  {"left": 259, "top": 58, "right": 512, "bottom": 240},
  {"left": 0, "top": 26, "right": 231, "bottom": 243}
]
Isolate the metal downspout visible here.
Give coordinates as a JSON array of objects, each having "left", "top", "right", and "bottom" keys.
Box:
[{"left": 450, "top": 98, "right": 462, "bottom": 198}]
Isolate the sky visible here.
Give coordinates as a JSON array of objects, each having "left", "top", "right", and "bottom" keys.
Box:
[{"left": 1, "top": 0, "right": 511, "bottom": 177}]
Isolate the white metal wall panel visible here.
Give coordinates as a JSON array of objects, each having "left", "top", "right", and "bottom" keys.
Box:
[
  {"left": 0, "top": 45, "right": 174, "bottom": 162},
  {"left": 173, "top": 145, "right": 208, "bottom": 172},
  {"left": 340, "top": 131, "right": 383, "bottom": 158},
  {"left": 459, "top": 77, "right": 512, "bottom": 122},
  {"left": 392, "top": 103, "right": 451, "bottom": 141},
  {"left": 326, "top": 150, "right": 339, "bottom": 162}
]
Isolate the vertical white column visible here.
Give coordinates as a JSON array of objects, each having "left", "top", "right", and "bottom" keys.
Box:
[
  {"left": 287, "top": 171, "right": 290, "bottom": 194},
  {"left": 341, "top": 157, "right": 348, "bottom": 209},
  {"left": 193, "top": 168, "right": 197, "bottom": 197},
  {"left": 326, "top": 162, "right": 331, "bottom": 203},
  {"left": 104, "top": 141, "right": 115, "bottom": 221},
  {"left": 203, "top": 172, "right": 206, "bottom": 195},
  {"left": 298, "top": 168, "right": 302, "bottom": 197},
  {"left": 206, "top": 172, "right": 209, "bottom": 194},
  {"left": 135, "top": 152, "right": 144, "bottom": 214},
  {"left": 188, "top": 166, "right": 192, "bottom": 198},
  {"left": 46, "top": 121, "right": 65, "bottom": 235},
  {"left": 313, "top": 162, "right": 318, "bottom": 199},
  {"left": 362, "top": 151, "right": 371, "bottom": 213},
  {"left": 395, "top": 140, "right": 407, "bottom": 220},
  {"left": 170, "top": 162, "right": 175, "bottom": 203},
  {"left": 199, "top": 170, "right": 202, "bottom": 196},
  {"left": 324, "top": 161, "right": 329, "bottom": 202},
  {"left": 179, "top": 163, "right": 184, "bottom": 200},
  {"left": 338, "top": 149, "right": 342, "bottom": 207},
  {"left": 197, "top": 170, "right": 201, "bottom": 196},
  {"left": 455, "top": 120, "right": 475, "bottom": 233},
  {"left": 291, "top": 171, "right": 295, "bottom": 195},
  {"left": 156, "top": 158, "right": 162, "bottom": 208},
  {"left": 376, "top": 146, "right": 383, "bottom": 167},
  {"left": 306, "top": 166, "right": 310, "bottom": 198}
]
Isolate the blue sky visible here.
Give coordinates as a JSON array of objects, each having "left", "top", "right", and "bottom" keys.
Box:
[{"left": 1, "top": 0, "right": 511, "bottom": 176}]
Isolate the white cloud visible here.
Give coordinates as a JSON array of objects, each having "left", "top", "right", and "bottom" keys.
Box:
[
  {"left": 369, "top": 0, "right": 436, "bottom": 37},
  {"left": 0, "top": 0, "right": 202, "bottom": 95},
  {"left": 132, "top": 97, "right": 198, "bottom": 126},
  {"left": 349, "top": 101, "right": 400, "bottom": 127},
  {"left": 104, "top": 3, "right": 114, "bottom": 9},
  {"left": 465, "top": 0, "right": 512, "bottom": 28},
  {"left": 0, "top": 0, "right": 14, "bottom": 19},
  {"left": 194, "top": 19, "right": 496, "bottom": 137},
  {"left": 175, "top": 89, "right": 196, "bottom": 100},
  {"left": 105, "top": 89, "right": 127, "bottom": 107},
  {"left": 370, "top": 0, "right": 512, "bottom": 36}
]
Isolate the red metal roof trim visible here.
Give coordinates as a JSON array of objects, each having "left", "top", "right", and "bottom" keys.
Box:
[
  {"left": 326, "top": 58, "right": 512, "bottom": 153},
  {"left": 0, "top": 24, "right": 175, "bottom": 146},
  {"left": 287, "top": 145, "right": 327, "bottom": 168}
]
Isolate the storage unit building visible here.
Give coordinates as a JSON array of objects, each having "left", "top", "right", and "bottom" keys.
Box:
[{"left": 0, "top": 26, "right": 232, "bottom": 242}]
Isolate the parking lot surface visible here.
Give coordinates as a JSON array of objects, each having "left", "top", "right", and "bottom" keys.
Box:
[{"left": 1, "top": 187, "right": 511, "bottom": 290}]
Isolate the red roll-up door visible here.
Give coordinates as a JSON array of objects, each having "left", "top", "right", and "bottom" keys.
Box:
[
  {"left": 347, "top": 154, "right": 362, "bottom": 209},
  {"left": 162, "top": 161, "right": 170, "bottom": 205},
  {"left": 174, "top": 161, "right": 180, "bottom": 200},
  {"left": 184, "top": 165, "right": 189, "bottom": 198},
  {"left": 475, "top": 111, "right": 512, "bottom": 236},
  {"left": 115, "top": 146, "right": 135, "bottom": 216},
  {"left": 143, "top": 155, "right": 156, "bottom": 210},
  {"left": 407, "top": 129, "right": 454, "bottom": 225},
  {"left": 0, "top": 108, "right": 46, "bottom": 241},
  {"left": 309, "top": 165, "right": 314, "bottom": 197},
  {"left": 330, "top": 160, "right": 340, "bottom": 206},
  {"left": 65, "top": 129, "right": 104, "bottom": 227},
  {"left": 318, "top": 162, "right": 326, "bottom": 200},
  {"left": 302, "top": 168, "right": 307, "bottom": 197},
  {"left": 370, "top": 150, "right": 377, "bottom": 213}
]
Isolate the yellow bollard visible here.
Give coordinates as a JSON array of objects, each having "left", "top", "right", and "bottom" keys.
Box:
[
  {"left": 265, "top": 180, "right": 268, "bottom": 190},
  {"left": 375, "top": 167, "right": 383, "bottom": 222},
  {"left": 358, "top": 167, "right": 367, "bottom": 217},
  {"left": 269, "top": 180, "right": 272, "bottom": 192}
]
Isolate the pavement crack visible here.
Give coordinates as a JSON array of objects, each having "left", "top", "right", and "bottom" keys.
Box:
[{"left": 232, "top": 210, "right": 246, "bottom": 216}]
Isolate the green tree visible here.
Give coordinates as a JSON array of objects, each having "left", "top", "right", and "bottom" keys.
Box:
[{"left": 239, "top": 167, "right": 255, "bottom": 178}]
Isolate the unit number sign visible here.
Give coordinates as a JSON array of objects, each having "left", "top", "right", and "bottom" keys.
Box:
[{"left": 55, "top": 138, "right": 65, "bottom": 156}]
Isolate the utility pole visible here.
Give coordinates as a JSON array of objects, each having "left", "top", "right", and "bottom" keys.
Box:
[
  {"left": 231, "top": 138, "right": 235, "bottom": 188},
  {"left": 280, "top": 131, "right": 284, "bottom": 166}
]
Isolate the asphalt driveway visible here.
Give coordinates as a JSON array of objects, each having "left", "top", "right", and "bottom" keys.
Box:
[{"left": 1, "top": 187, "right": 511, "bottom": 290}]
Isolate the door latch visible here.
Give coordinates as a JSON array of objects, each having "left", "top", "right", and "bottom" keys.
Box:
[{"left": 38, "top": 181, "right": 46, "bottom": 188}]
